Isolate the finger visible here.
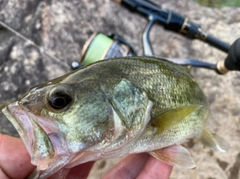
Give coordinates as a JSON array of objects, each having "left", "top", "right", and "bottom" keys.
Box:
[
  {"left": 0, "top": 134, "right": 35, "bottom": 179},
  {"left": 103, "top": 153, "right": 150, "bottom": 179},
  {"left": 136, "top": 155, "right": 173, "bottom": 179},
  {"left": 66, "top": 161, "right": 95, "bottom": 179}
]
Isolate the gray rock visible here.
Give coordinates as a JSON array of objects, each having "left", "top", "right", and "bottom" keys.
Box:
[{"left": 0, "top": 0, "right": 239, "bottom": 178}]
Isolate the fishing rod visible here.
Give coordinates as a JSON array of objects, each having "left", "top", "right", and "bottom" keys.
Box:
[
  {"left": 113, "top": 0, "right": 231, "bottom": 53},
  {"left": 111, "top": 0, "right": 240, "bottom": 74},
  {"left": 79, "top": 0, "right": 240, "bottom": 74},
  {"left": 0, "top": 0, "right": 239, "bottom": 75}
]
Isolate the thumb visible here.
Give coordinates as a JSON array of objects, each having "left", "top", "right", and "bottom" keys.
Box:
[{"left": 0, "top": 134, "right": 35, "bottom": 179}]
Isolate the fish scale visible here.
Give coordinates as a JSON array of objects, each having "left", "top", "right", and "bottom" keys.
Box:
[{"left": 78, "top": 57, "right": 206, "bottom": 112}]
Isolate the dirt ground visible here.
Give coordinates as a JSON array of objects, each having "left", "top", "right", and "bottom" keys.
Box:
[{"left": 0, "top": 0, "right": 240, "bottom": 179}]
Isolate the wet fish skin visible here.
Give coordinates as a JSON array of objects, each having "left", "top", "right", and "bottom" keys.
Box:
[{"left": 2, "top": 57, "right": 211, "bottom": 178}]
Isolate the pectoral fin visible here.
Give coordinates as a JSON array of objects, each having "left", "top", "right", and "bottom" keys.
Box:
[
  {"left": 200, "top": 128, "right": 229, "bottom": 152},
  {"left": 152, "top": 105, "right": 201, "bottom": 133},
  {"left": 150, "top": 145, "right": 196, "bottom": 169}
]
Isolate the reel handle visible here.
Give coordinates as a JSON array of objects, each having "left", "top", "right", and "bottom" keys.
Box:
[{"left": 217, "top": 38, "right": 240, "bottom": 74}]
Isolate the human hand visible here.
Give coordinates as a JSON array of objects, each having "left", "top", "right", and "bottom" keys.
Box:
[
  {"left": 0, "top": 134, "right": 172, "bottom": 179},
  {"left": 103, "top": 152, "right": 173, "bottom": 179}
]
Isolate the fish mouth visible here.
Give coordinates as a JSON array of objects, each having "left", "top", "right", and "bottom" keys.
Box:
[
  {"left": 1, "top": 102, "right": 69, "bottom": 170},
  {"left": 2, "top": 102, "right": 35, "bottom": 155}
]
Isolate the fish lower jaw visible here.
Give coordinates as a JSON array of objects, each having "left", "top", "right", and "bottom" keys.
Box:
[{"left": 2, "top": 102, "right": 55, "bottom": 163}]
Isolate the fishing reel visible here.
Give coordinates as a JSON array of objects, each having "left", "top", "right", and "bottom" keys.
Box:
[
  {"left": 71, "top": 32, "right": 136, "bottom": 70},
  {"left": 71, "top": 0, "right": 240, "bottom": 75},
  {"left": 72, "top": 31, "right": 240, "bottom": 75}
]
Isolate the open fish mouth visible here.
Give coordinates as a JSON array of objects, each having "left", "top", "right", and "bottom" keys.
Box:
[
  {"left": 2, "top": 102, "right": 36, "bottom": 156},
  {"left": 1, "top": 102, "right": 67, "bottom": 170}
]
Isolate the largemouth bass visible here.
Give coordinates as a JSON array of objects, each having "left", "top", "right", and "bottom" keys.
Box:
[{"left": 1, "top": 57, "right": 228, "bottom": 178}]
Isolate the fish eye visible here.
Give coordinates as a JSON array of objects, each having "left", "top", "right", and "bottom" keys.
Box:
[{"left": 48, "top": 87, "right": 72, "bottom": 110}]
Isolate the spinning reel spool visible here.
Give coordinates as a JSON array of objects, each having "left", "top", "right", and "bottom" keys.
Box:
[{"left": 72, "top": 32, "right": 136, "bottom": 69}]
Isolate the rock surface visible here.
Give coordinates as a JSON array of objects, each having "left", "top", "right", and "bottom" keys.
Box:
[{"left": 0, "top": 0, "right": 240, "bottom": 179}]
